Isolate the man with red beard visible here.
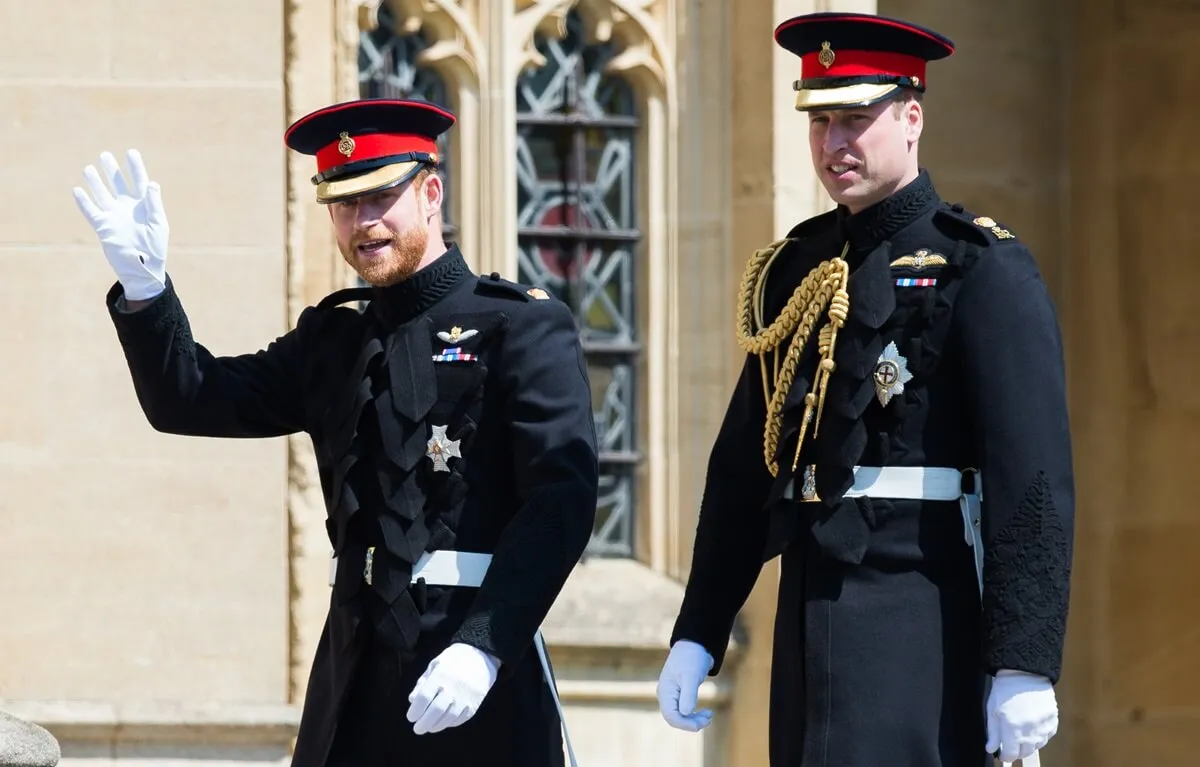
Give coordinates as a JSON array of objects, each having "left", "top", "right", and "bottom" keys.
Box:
[
  {"left": 72, "top": 99, "right": 597, "bottom": 767},
  {"left": 656, "top": 12, "right": 1073, "bottom": 767}
]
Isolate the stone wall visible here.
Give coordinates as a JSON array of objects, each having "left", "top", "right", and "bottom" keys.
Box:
[
  {"left": 0, "top": 0, "right": 296, "bottom": 761},
  {"left": 1060, "top": 0, "right": 1200, "bottom": 763}
]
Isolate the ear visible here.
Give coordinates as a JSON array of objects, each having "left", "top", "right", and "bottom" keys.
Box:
[
  {"left": 420, "top": 172, "right": 444, "bottom": 220},
  {"left": 904, "top": 99, "right": 923, "bottom": 144}
]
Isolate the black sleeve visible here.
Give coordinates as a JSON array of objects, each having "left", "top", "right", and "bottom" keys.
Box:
[
  {"left": 105, "top": 278, "right": 310, "bottom": 438},
  {"left": 450, "top": 298, "right": 599, "bottom": 668},
  {"left": 669, "top": 354, "right": 774, "bottom": 674},
  {"left": 955, "top": 243, "right": 1075, "bottom": 684}
]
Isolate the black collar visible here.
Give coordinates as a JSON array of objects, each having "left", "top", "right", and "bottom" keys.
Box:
[
  {"left": 368, "top": 244, "right": 471, "bottom": 327},
  {"left": 836, "top": 169, "right": 940, "bottom": 252}
]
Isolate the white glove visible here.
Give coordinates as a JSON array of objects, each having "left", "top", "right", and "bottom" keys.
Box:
[
  {"left": 656, "top": 639, "right": 715, "bottom": 732},
  {"left": 986, "top": 669, "right": 1059, "bottom": 763},
  {"left": 72, "top": 149, "right": 169, "bottom": 301},
  {"left": 406, "top": 642, "right": 500, "bottom": 735}
]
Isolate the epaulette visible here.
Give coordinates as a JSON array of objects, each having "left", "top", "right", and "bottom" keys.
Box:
[
  {"left": 934, "top": 203, "right": 1020, "bottom": 247},
  {"left": 315, "top": 286, "right": 373, "bottom": 310},
  {"left": 475, "top": 271, "right": 552, "bottom": 302}
]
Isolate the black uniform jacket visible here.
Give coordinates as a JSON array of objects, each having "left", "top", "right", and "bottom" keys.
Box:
[
  {"left": 105, "top": 246, "right": 599, "bottom": 767},
  {"left": 671, "top": 171, "right": 1075, "bottom": 767}
]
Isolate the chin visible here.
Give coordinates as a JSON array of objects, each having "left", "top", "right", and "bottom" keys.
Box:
[
  {"left": 353, "top": 272, "right": 390, "bottom": 288},
  {"left": 354, "top": 256, "right": 421, "bottom": 287},
  {"left": 826, "top": 188, "right": 862, "bottom": 208},
  {"left": 830, "top": 186, "right": 884, "bottom": 214},
  {"left": 819, "top": 176, "right": 858, "bottom": 200},
  {"left": 356, "top": 266, "right": 403, "bottom": 287}
]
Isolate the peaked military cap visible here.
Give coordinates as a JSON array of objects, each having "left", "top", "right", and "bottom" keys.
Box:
[
  {"left": 774, "top": 12, "right": 954, "bottom": 112},
  {"left": 284, "top": 98, "right": 455, "bottom": 204}
]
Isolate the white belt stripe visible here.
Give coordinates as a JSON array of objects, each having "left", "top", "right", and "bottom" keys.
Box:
[{"left": 784, "top": 466, "right": 984, "bottom": 595}]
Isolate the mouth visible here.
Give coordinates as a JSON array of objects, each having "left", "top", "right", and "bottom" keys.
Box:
[
  {"left": 356, "top": 238, "right": 391, "bottom": 257},
  {"left": 827, "top": 162, "right": 860, "bottom": 179}
]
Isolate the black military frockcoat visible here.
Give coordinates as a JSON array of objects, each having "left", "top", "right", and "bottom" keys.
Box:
[
  {"left": 105, "top": 246, "right": 599, "bottom": 767},
  {"left": 671, "top": 171, "right": 1075, "bottom": 766}
]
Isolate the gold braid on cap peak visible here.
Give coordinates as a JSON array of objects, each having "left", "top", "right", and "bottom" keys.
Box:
[{"left": 735, "top": 239, "right": 851, "bottom": 478}]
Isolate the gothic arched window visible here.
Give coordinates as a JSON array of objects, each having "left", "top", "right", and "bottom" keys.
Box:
[{"left": 516, "top": 10, "right": 641, "bottom": 557}]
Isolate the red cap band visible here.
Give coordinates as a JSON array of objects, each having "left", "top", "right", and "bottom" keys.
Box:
[
  {"left": 316, "top": 132, "right": 438, "bottom": 174},
  {"left": 800, "top": 49, "right": 926, "bottom": 82}
]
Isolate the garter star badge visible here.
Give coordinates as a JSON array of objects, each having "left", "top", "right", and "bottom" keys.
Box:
[
  {"left": 873, "top": 341, "right": 913, "bottom": 407},
  {"left": 426, "top": 424, "right": 462, "bottom": 472}
]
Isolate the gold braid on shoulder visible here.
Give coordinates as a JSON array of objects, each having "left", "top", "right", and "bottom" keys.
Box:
[{"left": 734, "top": 238, "right": 851, "bottom": 478}]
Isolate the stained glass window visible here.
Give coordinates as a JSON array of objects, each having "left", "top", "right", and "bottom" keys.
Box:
[
  {"left": 517, "top": 11, "right": 642, "bottom": 557},
  {"left": 357, "top": 4, "right": 456, "bottom": 241}
]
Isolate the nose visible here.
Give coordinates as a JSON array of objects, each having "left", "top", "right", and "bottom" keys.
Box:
[
  {"left": 822, "top": 121, "right": 849, "bottom": 157},
  {"left": 353, "top": 200, "right": 383, "bottom": 227}
]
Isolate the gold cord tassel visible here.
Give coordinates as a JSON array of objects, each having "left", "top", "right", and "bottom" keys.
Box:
[{"left": 735, "top": 240, "right": 851, "bottom": 477}]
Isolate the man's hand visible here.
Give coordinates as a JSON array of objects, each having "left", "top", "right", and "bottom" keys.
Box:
[
  {"left": 986, "top": 669, "right": 1058, "bottom": 763},
  {"left": 656, "top": 639, "right": 715, "bottom": 732},
  {"left": 406, "top": 643, "right": 500, "bottom": 735},
  {"left": 72, "top": 149, "right": 169, "bottom": 302}
]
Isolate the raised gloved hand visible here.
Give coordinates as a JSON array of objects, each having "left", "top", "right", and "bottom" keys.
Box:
[
  {"left": 406, "top": 642, "right": 500, "bottom": 735},
  {"left": 986, "top": 669, "right": 1058, "bottom": 763},
  {"left": 72, "top": 149, "right": 169, "bottom": 301},
  {"left": 656, "top": 639, "right": 715, "bottom": 732}
]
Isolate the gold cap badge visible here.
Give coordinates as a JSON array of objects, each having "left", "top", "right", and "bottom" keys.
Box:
[
  {"left": 818, "top": 41, "right": 836, "bottom": 69},
  {"left": 337, "top": 131, "right": 355, "bottom": 158}
]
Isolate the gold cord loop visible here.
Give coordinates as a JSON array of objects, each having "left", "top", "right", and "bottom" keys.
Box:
[{"left": 735, "top": 240, "right": 851, "bottom": 477}]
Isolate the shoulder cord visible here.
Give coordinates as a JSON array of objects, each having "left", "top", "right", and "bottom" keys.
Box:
[{"left": 734, "top": 239, "right": 851, "bottom": 477}]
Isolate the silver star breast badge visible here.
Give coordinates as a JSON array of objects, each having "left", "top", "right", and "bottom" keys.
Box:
[
  {"left": 873, "top": 341, "right": 913, "bottom": 407},
  {"left": 426, "top": 424, "right": 462, "bottom": 472}
]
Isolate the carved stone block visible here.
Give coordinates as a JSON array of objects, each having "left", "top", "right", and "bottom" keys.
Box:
[{"left": 0, "top": 710, "right": 59, "bottom": 767}]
